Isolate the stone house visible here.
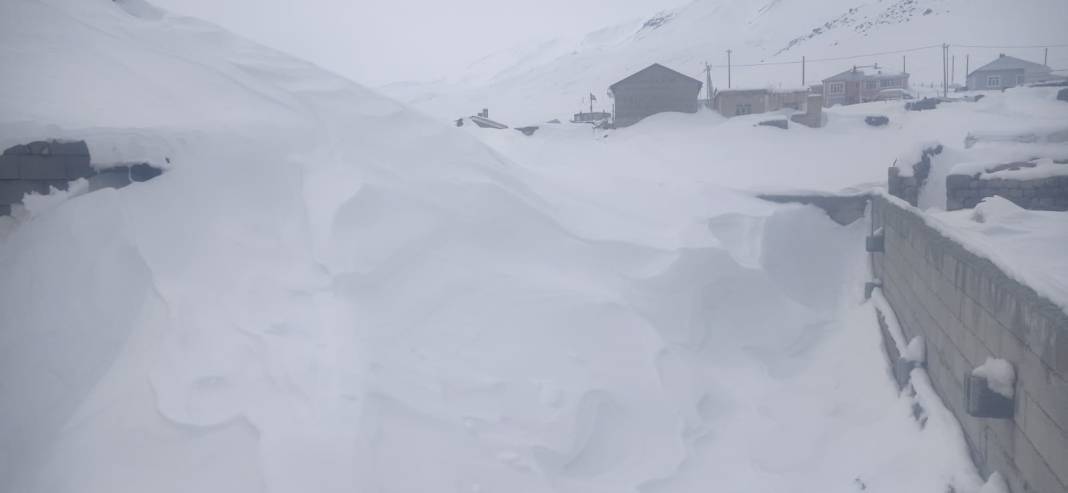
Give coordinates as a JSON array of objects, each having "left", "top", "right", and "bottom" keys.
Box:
[
  {"left": 821, "top": 66, "right": 909, "bottom": 106},
  {"left": 713, "top": 87, "right": 810, "bottom": 117},
  {"left": 608, "top": 63, "right": 703, "bottom": 127},
  {"left": 966, "top": 54, "right": 1060, "bottom": 90}
]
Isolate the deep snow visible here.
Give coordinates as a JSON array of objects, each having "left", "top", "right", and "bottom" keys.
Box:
[{"left": 0, "top": 0, "right": 1039, "bottom": 492}]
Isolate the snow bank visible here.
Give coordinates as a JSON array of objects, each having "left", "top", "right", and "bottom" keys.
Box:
[{"left": 972, "top": 358, "right": 1016, "bottom": 399}]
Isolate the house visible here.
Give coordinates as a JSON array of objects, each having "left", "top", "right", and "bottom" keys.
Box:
[
  {"left": 821, "top": 66, "right": 910, "bottom": 106},
  {"left": 966, "top": 54, "right": 1060, "bottom": 90},
  {"left": 713, "top": 88, "right": 810, "bottom": 117},
  {"left": 609, "top": 63, "right": 702, "bottom": 127}
]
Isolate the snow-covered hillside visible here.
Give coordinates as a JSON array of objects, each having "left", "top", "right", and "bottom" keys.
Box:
[
  {"left": 382, "top": 0, "right": 1068, "bottom": 123},
  {"left": 0, "top": 0, "right": 1039, "bottom": 492}
]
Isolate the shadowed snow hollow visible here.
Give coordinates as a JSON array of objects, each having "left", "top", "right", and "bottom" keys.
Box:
[{"left": 1, "top": 1, "right": 984, "bottom": 492}]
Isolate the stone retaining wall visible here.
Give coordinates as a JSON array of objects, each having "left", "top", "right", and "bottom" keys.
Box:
[
  {"left": 946, "top": 174, "right": 1068, "bottom": 211},
  {"left": 871, "top": 194, "right": 1068, "bottom": 493}
]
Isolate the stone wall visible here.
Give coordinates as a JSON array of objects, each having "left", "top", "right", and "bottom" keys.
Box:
[
  {"left": 871, "top": 194, "right": 1068, "bottom": 493},
  {"left": 946, "top": 173, "right": 1068, "bottom": 211}
]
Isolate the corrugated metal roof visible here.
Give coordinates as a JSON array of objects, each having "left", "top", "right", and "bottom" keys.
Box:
[{"left": 968, "top": 55, "right": 1050, "bottom": 76}]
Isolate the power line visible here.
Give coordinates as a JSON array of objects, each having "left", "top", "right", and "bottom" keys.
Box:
[
  {"left": 704, "top": 44, "right": 942, "bottom": 69},
  {"left": 952, "top": 43, "right": 1068, "bottom": 49}
]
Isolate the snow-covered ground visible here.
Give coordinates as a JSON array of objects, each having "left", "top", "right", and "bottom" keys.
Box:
[{"left": 0, "top": 0, "right": 1057, "bottom": 492}]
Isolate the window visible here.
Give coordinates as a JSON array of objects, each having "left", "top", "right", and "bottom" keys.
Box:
[
  {"left": 987, "top": 75, "right": 1001, "bottom": 88},
  {"left": 880, "top": 78, "right": 897, "bottom": 88},
  {"left": 828, "top": 82, "right": 845, "bottom": 94},
  {"left": 864, "top": 80, "right": 877, "bottom": 90},
  {"left": 735, "top": 103, "right": 752, "bottom": 116}
]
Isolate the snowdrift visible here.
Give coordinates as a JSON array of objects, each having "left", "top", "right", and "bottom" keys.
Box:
[{"left": 1, "top": 1, "right": 986, "bottom": 492}]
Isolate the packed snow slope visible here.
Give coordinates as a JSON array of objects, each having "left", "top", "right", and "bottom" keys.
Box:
[
  {"left": 382, "top": 0, "right": 1068, "bottom": 123},
  {"left": 1, "top": 1, "right": 989, "bottom": 492}
]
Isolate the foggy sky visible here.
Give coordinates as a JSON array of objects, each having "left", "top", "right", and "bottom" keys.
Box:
[{"left": 150, "top": 0, "right": 688, "bottom": 86}]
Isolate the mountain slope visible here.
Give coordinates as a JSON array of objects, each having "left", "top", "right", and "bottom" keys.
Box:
[{"left": 383, "top": 0, "right": 1068, "bottom": 123}]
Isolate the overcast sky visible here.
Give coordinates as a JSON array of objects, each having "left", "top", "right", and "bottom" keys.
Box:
[{"left": 151, "top": 0, "right": 687, "bottom": 86}]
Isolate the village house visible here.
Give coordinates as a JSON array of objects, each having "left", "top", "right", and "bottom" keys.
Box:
[
  {"left": 966, "top": 54, "right": 1061, "bottom": 90},
  {"left": 821, "top": 66, "right": 910, "bottom": 106},
  {"left": 713, "top": 87, "right": 810, "bottom": 117},
  {"left": 609, "top": 63, "right": 703, "bottom": 127}
]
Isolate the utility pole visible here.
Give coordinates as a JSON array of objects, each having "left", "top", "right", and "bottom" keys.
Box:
[
  {"left": 942, "top": 43, "right": 949, "bottom": 98},
  {"left": 726, "top": 49, "right": 733, "bottom": 89},
  {"left": 802, "top": 56, "right": 806, "bottom": 86},
  {"left": 951, "top": 55, "right": 956, "bottom": 85},
  {"left": 902, "top": 55, "right": 906, "bottom": 74},
  {"left": 1045, "top": 47, "right": 1049, "bottom": 66},
  {"left": 704, "top": 62, "right": 714, "bottom": 107}
]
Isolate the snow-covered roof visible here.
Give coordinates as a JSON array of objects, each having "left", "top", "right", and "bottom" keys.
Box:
[
  {"left": 717, "top": 86, "right": 810, "bottom": 95},
  {"left": 968, "top": 54, "right": 1051, "bottom": 77},
  {"left": 609, "top": 63, "right": 702, "bottom": 91},
  {"left": 823, "top": 68, "right": 909, "bottom": 82}
]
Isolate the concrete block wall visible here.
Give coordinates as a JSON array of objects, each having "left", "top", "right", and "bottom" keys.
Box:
[
  {"left": 1, "top": 141, "right": 163, "bottom": 215},
  {"left": 871, "top": 194, "right": 1068, "bottom": 493},
  {"left": 887, "top": 145, "right": 943, "bottom": 207},
  {"left": 946, "top": 174, "right": 1068, "bottom": 211},
  {"left": 0, "top": 140, "right": 91, "bottom": 212}
]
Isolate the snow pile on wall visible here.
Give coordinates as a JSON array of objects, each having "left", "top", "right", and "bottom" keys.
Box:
[
  {"left": 928, "top": 197, "right": 1068, "bottom": 313},
  {"left": 0, "top": 1, "right": 991, "bottom": 492},
  {"left": 972, "top": 358, "right": 1016, "bottom": 399}
]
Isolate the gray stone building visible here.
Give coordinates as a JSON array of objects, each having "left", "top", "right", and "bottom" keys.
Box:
[
  {"left": 822, "top": 66, "right": 910, "bottom": 106},
  {"left": 966, "top": 54, "right": 1060, "bottom": 90},
  {"left": 713, "top": 88, "right": 810, "bottom": 117},
  {"left": 608, "top": 63, "right": 702, "bottom": 127}
]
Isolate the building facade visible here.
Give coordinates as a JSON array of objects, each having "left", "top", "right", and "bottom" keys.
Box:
[
  {"left": 966, "top": 54, "right": 1059, "bottom": 90},
  {"left": 713, "top": 88, "right": 810, "bottom": 117},
  {"left": 821, "top": 67, "right": 909, "bottom": 106},
  {"left": 609, "top": 63, "right": 703, "bottom": 127}
]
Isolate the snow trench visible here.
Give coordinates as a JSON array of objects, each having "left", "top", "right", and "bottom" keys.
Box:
[
  {"left": 0, "top": 167, "right": 983, "bottom": 492},
  {"left": 0, "top": 0, "right": 988, "bottom": 490}
]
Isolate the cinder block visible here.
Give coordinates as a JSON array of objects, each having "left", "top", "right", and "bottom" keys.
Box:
[
  {"left": 88, "top": 169, "right": 131, "bottom": 191},
  {"left": 866, "top": 232, "right": 885, "bottom": 252},
  {"left": 63, "top": 155, "right": 92, "bottom": 179},
  {"left": 965, "top": 373, "right": 1015, "bottom": 419},
  {"left": 0, "top": 181, "right": 29, "bottom": 204},
  {"left": 17, "top": 155, "right": 68, "bottom": 179},
  {"left": 1006, "top": 421, "right": 1068, "bottom": 493},
  {"left": 0, "top": 156, "right": 18, "bottom": 179},
  {"left": 1016, "top": 391, "right": 1068, "bottom": 486}
]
